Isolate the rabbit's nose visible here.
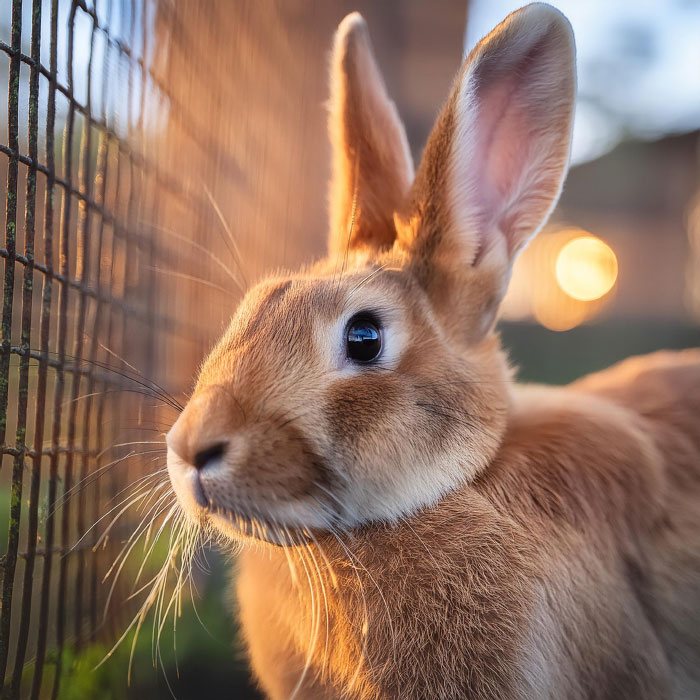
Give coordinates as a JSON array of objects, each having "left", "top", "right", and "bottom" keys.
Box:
[{"left": 166, "top": 385, "right": 241, "bottom": 468}]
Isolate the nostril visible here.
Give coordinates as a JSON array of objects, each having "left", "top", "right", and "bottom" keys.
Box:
[{"left": 193, "top": 443, "right": 226, "bottom": 471}]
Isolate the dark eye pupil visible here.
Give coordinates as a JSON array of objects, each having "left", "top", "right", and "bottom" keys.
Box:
[{"left": 346, "top": 318, "right": 381, "bottom": 362}]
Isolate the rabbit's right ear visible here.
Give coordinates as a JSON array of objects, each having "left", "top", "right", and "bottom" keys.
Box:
[
  {"left": 396, "top": 3, "right": 576, "bottom": 343},
  {"left": 328, "top": 13, "right": 414, "bottom": 258}
]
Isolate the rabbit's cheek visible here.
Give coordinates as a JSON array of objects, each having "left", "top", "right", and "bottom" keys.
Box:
[{"left": 325, "top": 374, "right": 403, "bottom": 445}]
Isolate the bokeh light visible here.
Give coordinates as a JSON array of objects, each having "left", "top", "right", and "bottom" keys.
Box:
[
  {"left": 502, "top": 228, "right": 619, "bottom": 332},
  {"left": 555, "top": 235, "right": 618, "bottom": 301}
]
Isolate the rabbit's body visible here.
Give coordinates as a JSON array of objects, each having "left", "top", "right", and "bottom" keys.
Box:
[
  {"left": 165, "top": 4, "right": 700, "bottom": 698},
  {"left": 238, "top": 349, "right": 700, "bottom": 700}
]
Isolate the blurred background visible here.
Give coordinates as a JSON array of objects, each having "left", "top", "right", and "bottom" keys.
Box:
[{"left": 1, "top": 0, "right": 699, "bottom": 698}]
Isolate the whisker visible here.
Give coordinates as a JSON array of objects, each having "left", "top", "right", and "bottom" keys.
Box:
[
  {"left": 288, "top": 530, "right": 319, "bottom": 700},
  {"left": 327, "top": 527, "right": 371, "bottom": 694},
  {"left": 311, "top": 480, "right": 347, "bottom": 516},
  {"left": 108, "top": 463, "right": 168, "bottom": 505},
  {"left": 103, "top": 495, "right": 176, "bottom": 587},
  {"left": 68, "top": 487, "right": 153, "bottom": 554},
  {"left": 138, "top": 219, "right": 244, "bottom": 293},
  {"left": 24, "top": 348, "right": 184, "bottom": 411},
  {"left": 63, "top": 388, "right": 172, "bottom": 407},
  {"left": 308, "top": 531, "right": 332, "bottom": 681},
  {"left": 204, "top": 185, "right": 249, "bottom": 289},
  {"left": 97, "top": 440, "right": 166, "bottom": 459},
  {"left": 95, "top": 505, "right": 194, "bottom": 692},
  {"left": 104, "top": 499, "right": 178, "bottom": 629},
  {"left": 132, "top": 501, "right": 186, "bottom": 589},
  {"left": 343, "top": 262, "right": 390, "bottom": 308},
  {"left": 55, "top": 449, "right": 166, "bottom": 512},
  {"left": 97, "top": 340, "right": 140, "bottom": 374},
  {"left": 146, "top": 265, "right": 234, "bottom": 298}
]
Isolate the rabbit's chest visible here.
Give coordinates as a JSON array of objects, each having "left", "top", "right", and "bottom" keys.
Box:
[{"left": 236, "top": 512, "right": 541, "bottom": 699}]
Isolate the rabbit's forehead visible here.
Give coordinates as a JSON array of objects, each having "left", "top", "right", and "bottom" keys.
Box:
[
  {"left": 198, "top": 269, "right": 412, "bottom": 382},
  {"left": 237, "top": 270, "right": 408, "bottom": 332}
]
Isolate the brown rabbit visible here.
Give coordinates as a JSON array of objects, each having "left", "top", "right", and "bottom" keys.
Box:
[{"left": 165, "top": 4, "right": 700, "bottom": 698}]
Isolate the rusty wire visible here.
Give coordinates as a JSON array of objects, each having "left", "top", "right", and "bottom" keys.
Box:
[{"left": 0, "top": 1, "right": 190, "bottom": 697}]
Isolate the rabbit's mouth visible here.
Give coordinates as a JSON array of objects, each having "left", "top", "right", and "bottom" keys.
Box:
[
  {"left": 167, "top": 445, "right": 344, "bottom": 546},
  {"left": 206, "top": 507, "right": 320, "bottom": 547}
]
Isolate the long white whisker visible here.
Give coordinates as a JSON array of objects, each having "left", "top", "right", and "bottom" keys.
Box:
[
  {"left": 308, "top": 531, "right": 332, "bottom": 682},
  {"left": 55, "top": 449, "right": 165, "bottom": 513},
  {"left": 146, "top": 265, "right": 234, "bottom": 297},
  {"left": 204, "top": 185, "right": 248, "bottom": 289},
  {"left": 71, "top": 488, "right": 152, "bottom": 554},
  {"left": 103, "top": 499, "right": 178, "bottom": 621},
  {"left": 97, "top": 440, "right": 166, "bottom": 459},
  {"left": 327, "top": 527, "right": 371, "bottom": 694},
  {"left": 288, "top": 527, "right": 319, "bottom": 700},
  {"left": 139, "top": 219, "right": 244, "bottom": 292}
]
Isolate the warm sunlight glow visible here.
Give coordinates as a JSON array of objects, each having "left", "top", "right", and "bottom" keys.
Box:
[
  {"left": 555, "top": 235, "right": 618, "bottom": 301},
  {"left": 502, "top": 227, "right": 618, "bottom": 332}
]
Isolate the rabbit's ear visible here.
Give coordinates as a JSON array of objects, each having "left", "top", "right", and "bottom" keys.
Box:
[
  {"left": 328, "top": 13, "right": 414, "bottom": 257},
  {"left": 396, "top": 3, "right": 575, "bottom": 341}
]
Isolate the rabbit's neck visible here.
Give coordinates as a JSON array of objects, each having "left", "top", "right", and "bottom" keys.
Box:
[{"left": 237, "top": 487, "right": 539, "bottom": 699}]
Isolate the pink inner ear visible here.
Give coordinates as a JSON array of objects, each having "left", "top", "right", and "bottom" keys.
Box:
[
  {"left": 472, "top": 75, "right": 536, "bottom": 256},
  {"left": 484, "top": 80, "right": 528, "bottom": 199},
  {"left": 453, "top": 18, "right": 575, "bottom": 263}
]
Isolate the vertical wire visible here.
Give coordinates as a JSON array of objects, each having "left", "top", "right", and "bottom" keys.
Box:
[
  {"left": 101, "top": 0, "right": 129, "bottom": 634},
  {"left": 50, "top": 1, "right": 80, "bottom": 695},
  {"left": 139, "top": 0, "right": 163, "bottom": 625},
  {"left": 29, "top": 1, "right": 59, "bottom": 696},
  {"left": 9, "top": 0, "right": 43, "bottom": 695},
  {"left": 141, "top": 0, "right": 159, "bottom": 415},
  {"left": 85, "top": 0, "right": 114, "bottom": 643},
  {"left": 70, "top": 4, "right": 97, "bottom": 649},
  {"left": 0, "top": 0, "right": 24, "bottom": 690},
  {"left": 116, "top": 0, "right": 141, "bottom": 628},
  {"left": 95, "top": 0, "right": 124, "bottom": 639}
]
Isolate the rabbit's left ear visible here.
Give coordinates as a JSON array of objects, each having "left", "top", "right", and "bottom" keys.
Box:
[
  {"left": 397, "top": 3, "right": 576, "bottom": 341},
  {"left": 328, "top": 13, "right": 414, "bottom": 257}
]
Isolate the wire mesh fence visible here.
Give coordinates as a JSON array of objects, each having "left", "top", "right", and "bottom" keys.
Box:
[{"left": 0, "top": 0, "right": 223, "bottom": 696}]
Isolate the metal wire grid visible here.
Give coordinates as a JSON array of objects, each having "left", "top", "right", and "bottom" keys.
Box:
[{"left": 0, "top": 0, "right": 205, "bottom": 696}]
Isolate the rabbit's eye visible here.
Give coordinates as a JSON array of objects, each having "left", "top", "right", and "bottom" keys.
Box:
[{"left": 346, "top": 315, "right": 381, "bottom": 363}]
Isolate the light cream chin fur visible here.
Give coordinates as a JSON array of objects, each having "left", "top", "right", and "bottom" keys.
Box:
[{"left": 165, "top": 4, "right": 700, "bottom": 699}]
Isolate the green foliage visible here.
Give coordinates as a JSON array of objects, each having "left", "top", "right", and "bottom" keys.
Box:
[
  {"left": 56, "top": 558, "right": 256, "bottom": 699},
  {"left": 16, "top": 553, "right": 259, "bottom": 699}
]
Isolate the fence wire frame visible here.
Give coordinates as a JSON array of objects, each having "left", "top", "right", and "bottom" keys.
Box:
[{"left": 0, "top": 1, "right": 197, "bottom": 697}]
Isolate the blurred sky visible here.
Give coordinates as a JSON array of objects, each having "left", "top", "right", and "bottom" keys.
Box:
[
  {"left": 467, "top": 0, "right": 700, "bottom": 164},
  {"left": 4, "top": 0, "right": 700, "bottom": 165}
]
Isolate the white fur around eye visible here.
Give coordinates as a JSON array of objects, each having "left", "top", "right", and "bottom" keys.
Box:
[{"left": 325, "top": 292, "right": 408, "bottom": 376}]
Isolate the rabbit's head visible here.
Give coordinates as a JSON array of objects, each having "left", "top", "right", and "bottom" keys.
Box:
[{"left": 166, "top": 4, "right": 576, "bottom": 544}]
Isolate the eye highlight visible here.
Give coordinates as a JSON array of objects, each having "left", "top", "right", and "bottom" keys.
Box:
[{"left": 346, "top": 315, "right": 382, "bottom": 363}]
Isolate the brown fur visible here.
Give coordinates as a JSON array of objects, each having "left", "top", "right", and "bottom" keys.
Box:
[
  {"left": 237, "top": 354, "right": 700, "bottom": 699},
  {"left": 328, "top": 13, "right": 414, "bottom": 257},
  {"left": 165, "top": 5, "right": 700, "bottom": 698}
]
